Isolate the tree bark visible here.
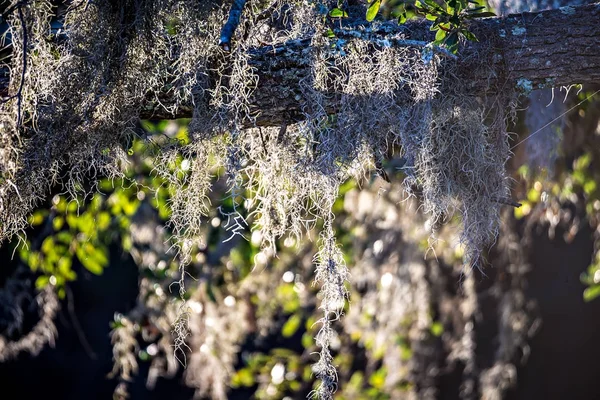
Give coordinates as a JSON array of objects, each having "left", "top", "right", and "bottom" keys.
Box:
[{"left": 142, "top": 3, "right": 600, "bottom": 126}]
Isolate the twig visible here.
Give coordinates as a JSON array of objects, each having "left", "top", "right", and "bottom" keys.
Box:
[
  {"left": 66, "top": 286, "right": 98, "bottom": 360},
  {"left": 258, "top": 126, "right": 268, "bottom": 154},
  {"left": 219, "top": 0, "right": 247, "bottom": 51},
  {"left": 374, "top": 157, "right": 390, "bottom": 183},
  {"left": 492, "top": 197, "right": 522, "bottom": 208},
  {"left": 15, "top": 3, "right": 26, "bottom": 127},
  {"left": 0, "top": 0, "right": 27, "bottom": 21},
  {"left": 334, "top": 28, "right": 459, "bottom": 60},
  {"left": 276, "top": 122, "right": 287, "bottom": 144}
]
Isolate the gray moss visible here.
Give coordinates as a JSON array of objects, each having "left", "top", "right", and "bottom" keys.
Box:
[{"left": 0, "top": 1, "right": 517, "bottom": 398}]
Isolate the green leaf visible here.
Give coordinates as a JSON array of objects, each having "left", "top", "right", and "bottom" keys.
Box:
[
  {"left": 76, "top": 244, "right": 107, "bottom": 275},
  {"left": 122, "top": 198, "right": 140, "bottom": 216},
  {"left": 435, "top": 28, "right": 447, "bottom": 42},
  {"left": 282, "top": 314, "right": 302, "bottom": 338},
  {"left": 461, "top": 29, "right": 478, "bottom": 42},
  {"left": 56, "top": 231, "right": 73, "bottom": 245},
  {"left": 465, "top": 6, "right": 486, "bottom": 12},
  {"left": 329, "top": 8, "right": 348, "bottom": 18},
  {"left": 301, "top": 332, "right": 314, "bottom": 349},
  {"left": 89, "top": 244, "right": 109, "bottom": 266},
  {"left": 584, "top": 179, "right": 597, "bottom": 195},
  {"left": 67, "top": 200, "right": 78, "bottom": 213},
  {"left": 468, "top": 11, "right": 496, "bottom": 17},
  {"left": 584, "top": 285, "right": 600, "bottom": 302},
  {"left": 348, "top": 371, "right": 364, "bottom": 389},
  {"left": 28, "top": 211, "right": 46, "bottom": 226},
  {"left": 122, "top": 234, "right": 133, "bottom": 251},
  {"left": 573, "top": 170, "right": 586, "bottom": 185},
  {"left": 581, "top": 269, "right": 596, "bottom": 285},
  {"left": 423, "top": 0, "right": 443, "bottom": 10},
  {"left": 430, "top": 321, "right": 444, "bottom": 336},
  {"left": 80, "top": 256, "right": 104, "bottom": 275},
  {"left": 366, "top": 0, "right": 381, "bottom": 22},
  {"left": 232, "top": 368, "right": 255, "bottom": 387},
  {"left": 368, "top": 367, "right": 387, "bottom": 389},
  {"left": 139, "top": 350, "right": 149, "bottom": 361},
  {"left": 52, "top": 216, "right": 64, "bottom": 230},
  {"left": 28, "top": 252, "right": 41, "bottom": 272},
  {"left": 41, "top": 237, "right": 55, "bottom": 254},
  {"left": 392, "top": 3, "right": 406, "bottom": 17},
  {"left": 35, "top": 275, "right": 49, "bottom": 290},
  {"left": 445, "top": 32, "right": 459, "bottom": 53},
  {"left": 66, "top": 214, "right": 79, "bottom": 229},
  {"left": 398, "top": 12, "right": 407, "bottom": 24},
  {"left": 575, "top": 153, "right": 592, "bottom": 170},
  {"left": 58, "top": 257, "right": 73, "bottom": 275},
  {"left": 97, "top": 211, "right": 111, "bottom": 230}
]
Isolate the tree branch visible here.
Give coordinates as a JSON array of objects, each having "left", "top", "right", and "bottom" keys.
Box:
[
  {"left": 143, "top": 3, "right": 600, "bottom": 125},
  {"left": 13, "top": 3, "right": 600, "bottom": 126},
  {"left": 219, "top": 0, "right": 247, "bottom": 51}
]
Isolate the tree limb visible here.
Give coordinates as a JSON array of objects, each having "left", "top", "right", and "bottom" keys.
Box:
[
  {"left": 219, "top": 0, "right": 247, "bottom": 51},
  {"left": 36, "top": 3, "right": 600, "bottom": 126}
]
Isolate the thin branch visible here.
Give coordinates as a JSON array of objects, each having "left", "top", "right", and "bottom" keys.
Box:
[
  {"left": 15, "top": 2, "right": 26, "bottom": 127},
  {"left": 66, "top": 286, "right": 97, "bottom": 360},
  {"left": 335, "top": 29, "right": 459, "bottom": 60},
  {"left": 374, "top": 157, "right": 391, "bottom": 183},
  {"left": 137, "top": 4, "right": 600, "bottom": 124},
  {"left": 492, "top": 197, "right": 522, "bottom": 208},
  {"left": 0, "top": 2, "right": 27, "bottom": 127},
  {"left": 276, "top": 123, "right": 287, "bottom": 144},
  {"left": 219, "top": 0, "right": 247, "bottom": 51},
  {"left": 0, "top": 0, "right": 27, "bottom": 22}
]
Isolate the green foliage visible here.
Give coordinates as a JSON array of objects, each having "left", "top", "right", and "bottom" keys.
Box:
[
  {"left": 581, "top": 260, "right": 600, "bottom": 302},
  {"left": 366, "top": 0, "right": 382, "bottom": 21},
  {"left": 364, "top": 0, "right": 495, "bottom": 53},
  {"left": 568, "top": 152, "right": 600, "bottom": 301},
  {"left": 21, "top": 193, "right": 114, "bottom": 298},
  {"left": 516, "top": 149, "right": 600, "bottom": 301},
  {"left": 510, "top": 90, "right": 600, "bottom": 303},
  {"left": 17, "top": 125, "right": 191, "bottom": 297},
  {"left": 329, "top": 7, "right": 349, "bottom": 18},
  {"left": 20, "top": 190, "right": 131, "bottom": 297}
]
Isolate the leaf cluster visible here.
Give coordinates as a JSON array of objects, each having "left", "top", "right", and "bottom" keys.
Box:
[{"left": 365, "top": 0, "right": 495, "bottom": 53}]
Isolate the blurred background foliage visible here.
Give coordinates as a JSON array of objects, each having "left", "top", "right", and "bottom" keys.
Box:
[{"left": 2, "top": 1, "right": 600, "bottom": 400}]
